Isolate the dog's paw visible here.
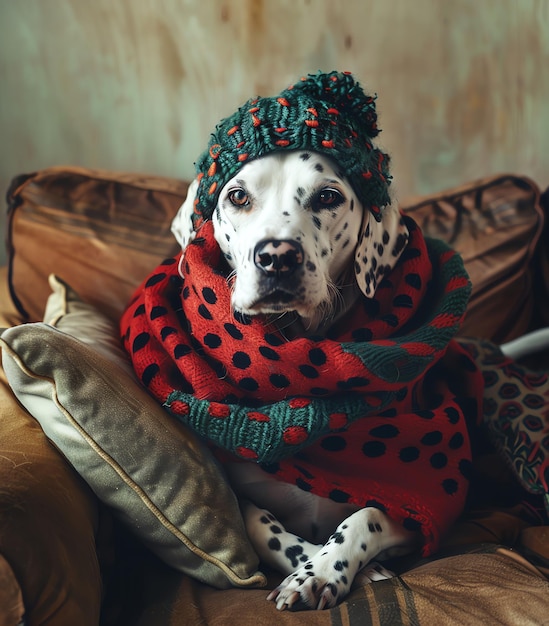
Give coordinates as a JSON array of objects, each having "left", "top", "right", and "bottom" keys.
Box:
[{"left": 267, "top": 562, "right": 352, "bottom": 611}]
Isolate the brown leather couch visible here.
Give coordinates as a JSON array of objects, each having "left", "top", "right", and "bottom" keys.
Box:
[{"left": 1, "top": 167, "right": 548, "bottom": 625}]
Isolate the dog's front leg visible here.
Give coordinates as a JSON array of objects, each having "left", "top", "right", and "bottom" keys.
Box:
[
  {"left": 266, "top": 507, "right": 417, "bottom": 611},
  {"left": 241, "top": 501, "right": 322, "bottom": 576}
]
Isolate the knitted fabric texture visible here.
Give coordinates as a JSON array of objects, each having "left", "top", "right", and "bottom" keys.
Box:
[
  {"left": 192, "top": 71, "right": 390, "bottom": 228},
  {"left": 120, "top": 216, "right": 484, "bottom": 554}
]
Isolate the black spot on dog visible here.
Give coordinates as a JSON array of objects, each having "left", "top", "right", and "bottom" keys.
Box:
[
  {"left": 331, "top": 532, "right": 345, "bottom": 544},
  {"left": 285, "top": 545, "right": 305, "bottom": 568},
  {"left": 300, "top": 152, "right": 311, "bottom": 161},
  {"left": 314, "top": 162, "right": 324, "bottom": 172},
  {"left": 268, "top": 537, "right": 281, "bottom": 551},
  {"left": 270, "top": 525, "right": 283, "bottom": 534},
  {"left": 296, "top": 187, "right": 305, "bottom": 197}
]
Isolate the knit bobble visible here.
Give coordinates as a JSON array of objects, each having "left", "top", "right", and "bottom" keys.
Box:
[{"left": 290, "top": 71, "right": 380, "bottom": 138}]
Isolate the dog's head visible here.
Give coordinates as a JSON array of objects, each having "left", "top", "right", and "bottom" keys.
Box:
[
  {"left": 172, "top": 151, "right": 408, "bottom": 331},
  {"left": 171, "top": 72, "right": 409, "bottom": 331}
]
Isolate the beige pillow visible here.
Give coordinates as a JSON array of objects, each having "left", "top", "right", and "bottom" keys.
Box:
[
  {"left": 0, "top": 275, "right": 265, "bottom": 590},
  {"left": 43, "top": 274, "right": 136, "bottom": 377}
]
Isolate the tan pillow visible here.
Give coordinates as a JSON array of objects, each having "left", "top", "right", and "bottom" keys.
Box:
[{"left": 0, "top": 276, "right": 265, "bottom": 591}]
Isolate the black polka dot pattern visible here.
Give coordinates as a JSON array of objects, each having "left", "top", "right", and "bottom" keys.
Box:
[
  {"left": 132, "top": 332, "right": 150, "bottom": 352},
  {"left": 259, "top": 346, "right": 280, "bottom": 360},
  {"left": 233, "top": 352, "right": 251, "bottom": 369},
  {"left": 321, "top": 436, "right": 347, "bottom": 452},
  {"left": 224, "top": 323, "right": 243, "bottom": 339}
]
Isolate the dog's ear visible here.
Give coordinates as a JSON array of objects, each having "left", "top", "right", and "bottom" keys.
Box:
[
  {"left": 171, "top": 178, "right": 200, "bottom": 251},
  {"left": 354, "top": 204, "right": 409, "bottom": 298}
]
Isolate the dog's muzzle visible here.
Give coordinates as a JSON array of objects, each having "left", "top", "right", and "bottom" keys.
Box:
[{"left": 254, "top": 239, "right": 304, "bottom": 277}]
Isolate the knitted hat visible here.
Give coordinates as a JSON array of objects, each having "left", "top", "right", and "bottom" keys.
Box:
[{"left": 192, "top": 71, "right": 391, "bottom": 229}]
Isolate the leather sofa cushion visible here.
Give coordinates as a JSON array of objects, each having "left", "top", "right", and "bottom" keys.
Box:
[{"left": 6, "top": 168, "right": 544, "bottom": 343}]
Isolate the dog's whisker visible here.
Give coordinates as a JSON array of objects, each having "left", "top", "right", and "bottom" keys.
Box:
[{"left": 225, "top": 269, "right": 237, "bottom": 289}]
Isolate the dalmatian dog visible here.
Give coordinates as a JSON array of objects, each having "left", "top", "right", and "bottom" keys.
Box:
[
  {"left": 174, "top": 151, "right": 408, "bottom": 337},
  {"left": 173, "top": 149, "right": 549, "bottom": 611},
  {"left": 172, "top": 150, "right": 420, "bottom": 611}
]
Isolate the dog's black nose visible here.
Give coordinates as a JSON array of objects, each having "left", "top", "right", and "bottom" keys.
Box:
[{"left": 254, "top": 239, "right": 304, "bottom": 277}]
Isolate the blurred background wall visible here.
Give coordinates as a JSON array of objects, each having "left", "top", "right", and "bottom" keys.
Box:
[{"left": 1, "top": 0, "right": 548, "bottom": 266}]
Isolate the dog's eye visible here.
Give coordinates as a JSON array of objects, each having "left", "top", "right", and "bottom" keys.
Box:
[
  {"left": 228, "top": 188, "right": 250, "bottom": 207},
  {"left": 313, "top": 188, "right": 344, "bottom": 210}
]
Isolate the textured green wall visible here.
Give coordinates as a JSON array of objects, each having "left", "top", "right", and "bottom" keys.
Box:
[{"left": 1, "top": 0, "right": 548, "bottom": 265}]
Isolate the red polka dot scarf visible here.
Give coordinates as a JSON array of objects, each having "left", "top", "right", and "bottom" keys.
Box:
[{"left": 120, "top": 215, "right": 484, "bottom": 555}]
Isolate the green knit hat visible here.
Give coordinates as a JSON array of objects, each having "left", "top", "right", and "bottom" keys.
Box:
[{"left": 192, "top": 71, "right": 391, "bottom": 227}]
